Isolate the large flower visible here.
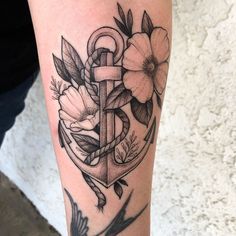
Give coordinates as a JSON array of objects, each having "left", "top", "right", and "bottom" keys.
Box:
[
  {"left": 123, "top": 27, "right": 170, "bottom": 103},
  {"left": 59, "top": 86, "right": 99, "bottom": 132}
]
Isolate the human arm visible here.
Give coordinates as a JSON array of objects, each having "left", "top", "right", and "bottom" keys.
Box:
[{"left": 28, "top": 1, "right": 172, "bottom": 235}]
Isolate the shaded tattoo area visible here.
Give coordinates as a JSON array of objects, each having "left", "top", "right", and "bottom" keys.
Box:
[
  {"left": 65, "top": 189, "right": 89, "bottom": 236},
  {"left": 51, "top": 3, "right": 170, "bottom": 210},
  {"left": 65, "top": 189, "right": 147, "bottom": 236}
]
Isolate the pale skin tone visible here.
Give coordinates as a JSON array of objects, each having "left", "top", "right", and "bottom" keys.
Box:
[{"left": 28, "top": 1, "right": 172, "bottom": 235}]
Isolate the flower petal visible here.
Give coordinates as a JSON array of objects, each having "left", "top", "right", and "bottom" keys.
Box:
[
  {"left": 59, "top": 110, "right": 76, "bottom": 129},
  {"left": 151, "top": 27, "right": 170, "bottom": 63},
  {"left": 123, "top": 71, "right": 153, "bottom": 103},
  {"left": 123, "top": 33, "right": 152, "bottom": 71},
  {"left": 154, "top": 62, "right": 168, "bottom": 95},
  {"left": 71, "top": 111, "right": 99, "bottom": 131},
  {"left": 78, "top": 85, "right": 98, "bottom": 114},
  {"left": 59, "top": 86, "right": 84, "bottom": 119},
  {"left": 70, "top": 125, "right": 82, "bottom": 132}
]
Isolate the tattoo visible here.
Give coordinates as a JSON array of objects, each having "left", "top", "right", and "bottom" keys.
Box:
[
  {"left": 65, "top": 189, "right": 89, "bottom": 236},
  {"left": 52, "top": 3, "right": 169, "bottom": 210},
  {"left": 116, "top": 131, "right": 140, "bottom": 164},
  {"left": 65, "top": 189, "right": 148, "bottom": 236}
]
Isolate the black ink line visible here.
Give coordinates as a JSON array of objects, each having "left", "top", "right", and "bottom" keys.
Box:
[{"left": 96, "top": 191, "right": 148, "bottom": 236}]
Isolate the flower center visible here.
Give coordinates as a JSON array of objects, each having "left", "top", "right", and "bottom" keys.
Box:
[{"left": 143, "top": 56, "right": 158, "bottom": 78}]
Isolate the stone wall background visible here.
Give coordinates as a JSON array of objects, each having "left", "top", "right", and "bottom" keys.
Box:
[{"left": 0, "top": 0, "right": 236, "bottom": 235}]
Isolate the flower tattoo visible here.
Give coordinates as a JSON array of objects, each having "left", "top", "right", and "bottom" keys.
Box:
[
  {"left": 59, "top": 86, "right": 99, "bottom": 132},
  {"left": 123, "top": 27, "right": 170, "bottom": 103}
]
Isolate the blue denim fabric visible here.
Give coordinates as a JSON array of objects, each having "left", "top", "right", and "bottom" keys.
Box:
[{"left": 0, "top": 71, "right": 38, "bottom": 147}]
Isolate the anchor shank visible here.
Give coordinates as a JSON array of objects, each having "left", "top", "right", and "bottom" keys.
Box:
[
  {"left": 99, "top": 52, "right": 115, "bottom": 147},
  {"left": 98, "top": 52, "right": 116, "bottom": 185},
  {"left": 99, "top": 80, "right": 108, "bottom": 147}
]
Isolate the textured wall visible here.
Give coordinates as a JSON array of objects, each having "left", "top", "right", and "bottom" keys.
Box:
[{"left": 0, "top": 0, "right": 236, "bottom": 235}]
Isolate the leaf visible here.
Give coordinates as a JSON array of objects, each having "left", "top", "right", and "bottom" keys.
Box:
[
  {"left": 50, "top": 77, "right": 63, "bottom": 100},
  {"left": 53, "top": 54, "right": 71, "bottom": 82},
  {"left": 127, "top": 10, "right": 133, "bottom": 36},
  {"left": 114, "top": 182, "right": 123, "bottom": 199},
  {"left": 116, "top": 148, "right": 124, "bottom": 164},
  {"left": 117, "top": 3, "right": 126, "bottom": 25},
  {"left": 72, "top": 134, "right": 99, "bottom": 153},
  {"left": 62, "top": 37, "right": 84, "bottom": 85},
  {"left": 105, "top": 83, "right": 133, "bottom": 110},
  {"left": 156, "top": 93, "right": 162, "bottom": 109},
  {"left": 131, "top": 98, "right": 153, "bottom": 126},
  {"left": 114, "top": 3, "right": 133, "bottom": 37},
  {"left": 118, "top": 179, "right": 128, "bottom": 186},
  {"left": 114, "top": 17, "right": 129, "bottom": 36},
  {"left": 142, "top": 11, "right": 154, "bottom": 37},
  {"left": 93, "top": 124, "right": 100, "bottom": 135}
]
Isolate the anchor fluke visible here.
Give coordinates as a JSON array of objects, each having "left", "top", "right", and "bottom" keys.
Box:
[
  {"left": 59, "top": 116, "right": 157, "bottom": 188},
  {"left": 144, "top": 117, "right": 156, "bottom": 144}
]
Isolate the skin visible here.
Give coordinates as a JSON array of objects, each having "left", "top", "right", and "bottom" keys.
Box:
[{"left": 28, "top": 1, "right": 172, "bottom": 235}]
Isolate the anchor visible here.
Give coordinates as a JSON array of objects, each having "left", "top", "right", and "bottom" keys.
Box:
[{"left": 58, "top": 27, "right": 156, "bottom": 188}]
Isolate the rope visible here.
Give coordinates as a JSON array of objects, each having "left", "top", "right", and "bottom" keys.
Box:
[
  {"left": 82, "top": 108, "right": 129, "bottom": 210},
  {"left": 84, "top": 108, "right": 130, "bottom": 164},
  {"left": 82, "top": 173, "right": 106, "bottom": 211}
]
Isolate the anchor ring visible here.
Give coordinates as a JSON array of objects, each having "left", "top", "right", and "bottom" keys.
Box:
[{"left": 87, "top": 26, "right": 124, "bottom": 64}]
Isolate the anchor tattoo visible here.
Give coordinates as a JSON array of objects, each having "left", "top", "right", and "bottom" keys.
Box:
[{"left": 51, "top": 3, "right": 170, "bottom": 210}]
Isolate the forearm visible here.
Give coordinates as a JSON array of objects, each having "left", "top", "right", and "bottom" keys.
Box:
[{"left": 28, "top": 1, "right": 172, "bottom": 235}]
